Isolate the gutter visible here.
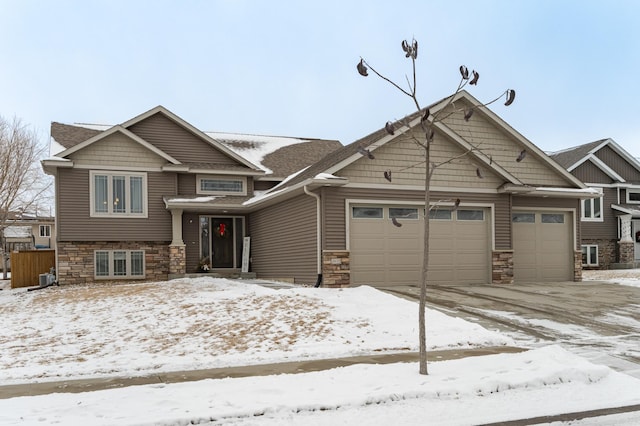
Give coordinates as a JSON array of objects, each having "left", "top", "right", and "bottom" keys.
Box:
[{"left": 303, "top": 185, "right": 323, "bottom": 288}]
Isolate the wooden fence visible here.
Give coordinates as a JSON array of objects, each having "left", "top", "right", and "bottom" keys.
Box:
[{"left": 10, "top": 250, "right": 55, "bottom": 289}]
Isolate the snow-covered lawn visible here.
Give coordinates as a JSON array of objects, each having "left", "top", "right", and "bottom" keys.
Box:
[
  {"left": 2, "top": 274, "right": 640, "bottom": 425},
  {"left": 0, "top": 277, "right": 510, "bottom": 385}
]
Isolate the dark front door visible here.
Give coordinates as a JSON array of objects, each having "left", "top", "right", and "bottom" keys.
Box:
[{"left": 211, "top": 218, "right": 234, "bottom": 268}]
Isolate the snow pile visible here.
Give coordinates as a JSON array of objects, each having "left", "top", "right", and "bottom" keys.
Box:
[{"left": 3, "top": 346, "right": 640, "bottom": 426}]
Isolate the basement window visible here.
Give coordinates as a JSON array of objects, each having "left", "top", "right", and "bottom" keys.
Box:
[
  {"left": 581, "top": 245, "right": 598, "bottom": 266},
  {"left": 95, "top": 250, "right": 145, "bottom": 279}
]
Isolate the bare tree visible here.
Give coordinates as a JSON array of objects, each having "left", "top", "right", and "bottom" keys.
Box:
[
  {"left": 357, "top": 38, "right": 516, "bottom": 375},
  {"left": 0, "top": 116, "right": 52, "bottom": 279}
]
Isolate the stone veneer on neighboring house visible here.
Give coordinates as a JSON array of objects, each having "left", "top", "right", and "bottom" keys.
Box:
[{"left": 56, "top": 241, "right": 170, "bottom": 285}]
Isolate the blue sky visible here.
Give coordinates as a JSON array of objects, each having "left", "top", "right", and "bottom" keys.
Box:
[{"left": 1, "top": 0, "right": 639, "bottom": 155}]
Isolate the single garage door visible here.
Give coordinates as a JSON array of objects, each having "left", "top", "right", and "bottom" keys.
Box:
[
  {"left": 349, "top": 205, "right": 490, "bottom": 287},
  {"left": 512, "top": 211, "right": 573, "bottom": 282}
]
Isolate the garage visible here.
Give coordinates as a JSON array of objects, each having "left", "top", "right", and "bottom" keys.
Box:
[
  {"left": 349, "top": 204, "right": 491, "bottom": 287},
  {"left": 512, "top": 211, "right": 574, "bottom": 282}
]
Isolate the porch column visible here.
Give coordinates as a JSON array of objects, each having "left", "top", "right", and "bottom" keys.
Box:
[
  {"left": 169, "top": 209, "right": 186, "bottom": 275},
  {"left": 620, "top": 214, "right": 633, "bottom": 243},
  {"left": 618, "top": 214, "right": 634, "bottom": 265}
]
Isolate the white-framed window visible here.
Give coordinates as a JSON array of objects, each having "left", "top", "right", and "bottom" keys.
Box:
[
  {"left": 582, "top": 196, "right": 603, "bottom": 221},
  {"left": 95, "top": 250, "right": 145, "bottom": 279},
  {"left": 197, "top": 175, "right": 246, "bottom": 196},
  {"left": 90, "top": 171, "right": 147, "bottom": 217},
  {"left": 627, "top": 189, "right": 640, "bottom": 204},
  {"left": 39, "top": 225, "right": 51, "bottom": 237},
  {"left": 581, "top": 245, "right": 598, "bottom": 266}
]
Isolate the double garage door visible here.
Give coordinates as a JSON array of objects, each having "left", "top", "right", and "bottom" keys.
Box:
[
  {"left": 349, "top": 204, "right": 574, "bottom": 287},
  {"left": 349, "top": 204, "right": 490, "bottom": 287}
]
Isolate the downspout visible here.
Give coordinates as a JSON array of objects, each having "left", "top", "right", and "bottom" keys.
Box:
[{"left": 303, "top": 185, "right": 323, "bottom": 287}]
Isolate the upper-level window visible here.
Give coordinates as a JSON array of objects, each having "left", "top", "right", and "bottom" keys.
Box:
[
  {"left": 39, "top": 225, "right": 51, "bottom": 237},
  {"left": 627, "top": 189, "right": 640, "bottom": 204},
  {"left": 197, "top": 175, "right": 246, "bottom": 196},
  {"left": 90, "top": 171, "right": 147, "bottom": 217},
  {"left": 582, "top": 196, "right": 603, "bottom": 221}
]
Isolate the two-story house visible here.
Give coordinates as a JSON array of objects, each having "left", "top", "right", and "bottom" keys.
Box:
[
  {"left": 549, "top": 139, "right": 640, "bottom": 269},
  {"left": 43, "top": 91, "right": 595, "bottom": 287}
]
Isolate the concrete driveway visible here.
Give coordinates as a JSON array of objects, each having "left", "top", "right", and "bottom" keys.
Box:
[{"left": 381, "top": 280, "right": 640, "bottom": 378}]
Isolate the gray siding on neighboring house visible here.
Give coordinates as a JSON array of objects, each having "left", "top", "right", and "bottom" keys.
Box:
[
  {"left": 580, "top": 187, "right": 619, "bottom": 240},
  {"left": 321, "top": 187, "right": 512, "bottom": 251},
  {"left": 128, "top": 113, "right": 238, "bottom": 165},
  {"left": 595, "top": 145, "right": 640, "bottom": 181},
  {"left": 249, "top": 194, "right": 317, "bottom": 284},
  {"left": 572, "top": 161, "right": 614, "bottom": 184},
  {"left": 56, "top": 168, "right": 175, "bottom": 241}
]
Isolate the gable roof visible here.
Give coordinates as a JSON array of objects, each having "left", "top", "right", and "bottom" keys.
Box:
[
  {"left": 549, "top": 138, "right": 640, "bottom": 183},
  {"left": 57, "top": 125, "right": 182, "bottom": 164},
  {"left": 48, "top": 107, "right": 342, "bottom": 179},
  {"left": 276, "top": 90, "right": 585, "bottom": 193}
]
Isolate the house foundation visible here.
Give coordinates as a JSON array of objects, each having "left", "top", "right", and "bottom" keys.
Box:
[{"left": 56, "top": 241, "right": 170, "bottom": 285}]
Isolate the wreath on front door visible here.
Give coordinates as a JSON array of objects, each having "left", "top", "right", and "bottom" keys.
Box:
[{"left": 214, "top": 223, "right": 228, "bottom": 238}]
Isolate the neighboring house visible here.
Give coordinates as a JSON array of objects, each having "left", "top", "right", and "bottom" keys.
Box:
[
  {"left": 42, "top": 91, "right": 594, "bottom": 287},
  {"left": 549, "top": 139, "right": 640, "bottom": 269},
  {"left": 1, "top": 212, "right": 56, "bottom": 271},
  {"left": 2, "top": 212, "right": 56, "bottom": 251}
]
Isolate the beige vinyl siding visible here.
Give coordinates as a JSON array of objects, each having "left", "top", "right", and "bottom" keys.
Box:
[
  {"left": 69, "top": 132, "right": 168, "bottom": 168},
  {"left": 322, "top": 187, "right": 511, "bottom": 250},
  {"left": 442, "top": 100, "right": 569, "bottom": 187},
  {"left": 572, "top": 161, "right": 615, "bottom": 184},
  {"left": 340, "top": 130, "right": 504, "bottom": 189},
  {"left": 580, "top": 187, "right": 618, "bottom": 240},
  {"left": 57, "top": 168, "right": 175, "bottom": 241},
  {"left": 249, "top": 194, "right": 317, "bottom": 284},
  {"left": 595, "top": 145, "right": 640, "bottom": 181},
  {"left": 128, "top": 113, "right": 239, "bottom": 165}
]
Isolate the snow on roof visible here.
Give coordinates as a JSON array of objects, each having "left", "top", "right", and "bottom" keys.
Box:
[
  {"left": 49, "top": 136, "right": 67, "bottom": 157},
  {"left": 166, "top": 196, "right": 219, "bottom": 203},
  {"left": 4, "top": 226, "right": 32, "bottom": 238},
  {"left": 207, "top": 132, "right": 311, "bottom": 174},
  {"left": 73, "top": 123, "right": 113, "bottom": 131}
]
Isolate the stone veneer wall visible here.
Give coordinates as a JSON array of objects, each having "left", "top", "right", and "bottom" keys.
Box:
[
  {"left": 169, "top": 245, "right": 186, "bottom": 275},
  {"left": 492, "top": 250, "right": 514, "bottom": 284},
  {"left": 574, "top": 251, "right": 583, "bottom": 282},
  {"left": 581, "top": 239, "right": 616, "bottom": 269},
  {"left": 322, "top": 250, "right": 350, "bottom": 288},
  {"left": 618, "top": 241, "right": 635, "bottom": 265},
  {"left": 57, "top": 241, "right": 170, "bottom": 285}
]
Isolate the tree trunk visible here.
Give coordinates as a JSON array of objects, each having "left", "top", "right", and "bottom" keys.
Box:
[{"left": 419, "top": 145, "right": 431, "bottom": 375}]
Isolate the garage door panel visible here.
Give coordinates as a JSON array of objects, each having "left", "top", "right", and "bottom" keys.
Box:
[{"left": 513, "top": 212, "right": 572, "bottom": 282}]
